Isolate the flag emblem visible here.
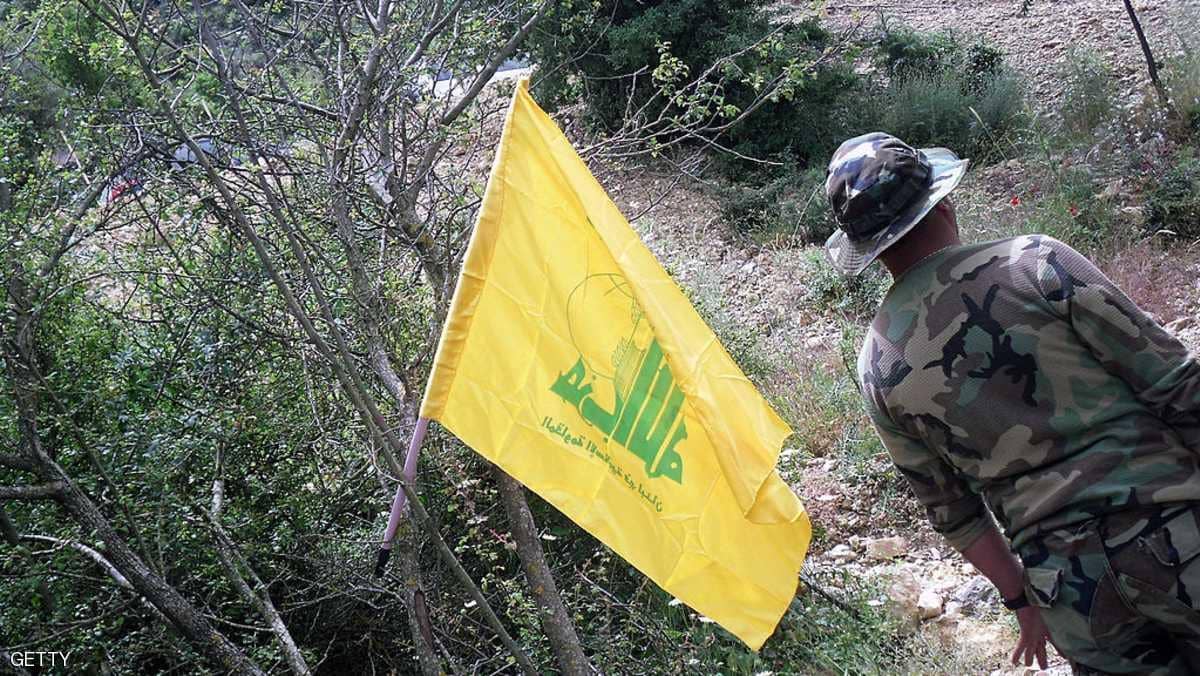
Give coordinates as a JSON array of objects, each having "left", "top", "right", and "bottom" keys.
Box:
[{"left": 550, "top": 273, "right": 686, "bottom": 485}]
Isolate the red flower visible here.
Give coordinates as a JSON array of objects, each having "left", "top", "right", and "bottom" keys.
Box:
[
  {"left": 1010, "top": 195, "right": 1020, "bottom": 206},
  {"left": 1068, "top": 204, "right": 1080, "bottom": 218}
]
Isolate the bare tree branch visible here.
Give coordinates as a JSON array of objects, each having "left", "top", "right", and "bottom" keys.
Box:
[
  {"left": 0, "top": 454, "right": 38, "bottom": 473},
  {"left": 207, "top": 446, "right": 312, "bottom": 675},
  {"left": 20, "top": 534, "right": 170, "bottom": 624},
  {"left": 0, "top": 482, "right": 64, "bottom": 500}
]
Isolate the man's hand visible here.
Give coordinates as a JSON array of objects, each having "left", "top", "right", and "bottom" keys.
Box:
[
  {"left": 958, "top": 525, "right": 1055, "bottom": 668},
  {"left": 1012, "top": 605, "right": 1051, "bottom": 669}
]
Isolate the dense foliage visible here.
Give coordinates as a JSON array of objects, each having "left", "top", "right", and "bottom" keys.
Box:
[{"left": 527, "top": 0, "right": 860, "bottom": 166}]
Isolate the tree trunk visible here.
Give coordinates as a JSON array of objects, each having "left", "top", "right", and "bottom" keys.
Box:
[
  {"left": 209, "top": 462, "right": 312, "bottom": 676},
  {"left": 494, "top": 469, "right": 592, "bottom": 675},
  {"left": 1122, "top": 0, "right": 1183, "bottom": 124},
  {"left": 393, "top": 521, "right": 446, "bottom": 676}
]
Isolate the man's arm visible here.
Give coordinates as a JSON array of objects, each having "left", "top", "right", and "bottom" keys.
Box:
[
  {"left": 1035, "top": 238, "right": 1200, "bottom": 449},
  {"left": 864, "top": 403, "right": 991, "bottom": 552},
  {"left": 960, "top": 523, "right": 1023, "bottom": 600},
  {"left": 865, "top": 403, "right": 1051, "bottom": 667}
]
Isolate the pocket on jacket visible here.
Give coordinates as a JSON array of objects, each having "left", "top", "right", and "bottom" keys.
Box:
[
  {"left": 1140, "top": 506, "right": 1200, "bottom": 569},
  {"left": 1025, "top": 566, "right": 1062, "bottom": 608}
]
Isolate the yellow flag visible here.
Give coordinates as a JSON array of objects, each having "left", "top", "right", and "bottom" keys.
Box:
[{"left": 420, "top": 80, "right": 811, "bottom": 649}]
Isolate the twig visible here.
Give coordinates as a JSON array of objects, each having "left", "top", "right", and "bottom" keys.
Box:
[{"left": 799, "top": 573, "right": 863, "bottom": 620}]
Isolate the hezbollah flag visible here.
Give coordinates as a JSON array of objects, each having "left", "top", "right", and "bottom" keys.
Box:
[{"left": 421, "top": 80, "right": 811, "bottom": 649}]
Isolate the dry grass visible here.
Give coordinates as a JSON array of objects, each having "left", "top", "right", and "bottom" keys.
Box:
[{"left": 1099, "top": 240, "right": 1199, "bottom": 324}]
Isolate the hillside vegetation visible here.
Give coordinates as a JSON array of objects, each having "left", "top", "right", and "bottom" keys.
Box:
[{"left": 2, "top": 1, "right": 1198, "bottom": 674}]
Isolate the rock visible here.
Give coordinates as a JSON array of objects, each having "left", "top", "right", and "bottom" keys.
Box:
[
  {"left": 1119, "top": 205, "right": 1147, "bottom": 226},
  {"left": 804, "top": 335, "right": 825, "bottom": 350},
  {"left": 918, "top": 589, "right": 944, "bottom": 620},
  {"left": 866, "top": 536, "right": 909, "bottom": 561},
  {"left": 887, "top": 570, "right": 922, "bottom": 629},
  {"left": 1099, "top": 178, "right": 1124, "bottom": 200},
  {"left": 740, "top": 261, "right": 757, "bottom": 274},
  {"left": 816, "top": 493, "right": 838, "bottom": 502},
  {"left": 942, "top": 600, "right": 963, "bottom": 620},
  {"left": 931, "top": 607, "right": 960, "bottom": 636},
  {"left": 958, "top": 619, "right": 1007, "bottom": 649},
  {"left": 952, "top": 575, "right": 998, "bottom": 613},
  {"left": 828, "top": 544, "right": 857, "bottom": 563},
  {"left": 1166, "top": 316, "right": 1195, "bottom": 333}
]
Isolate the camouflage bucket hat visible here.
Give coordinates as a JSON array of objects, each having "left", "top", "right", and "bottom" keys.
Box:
[{"left": 823, "top": 132, "right": 970, "bottom": 276}]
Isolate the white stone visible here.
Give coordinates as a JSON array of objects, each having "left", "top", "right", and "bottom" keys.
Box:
[
  {"left": 828, "top": 544, "right": 857, "bottom": 562},
  {"left": 1166, "top": 316, "right": 1195, "bottom": 333},
  {"left": 887, "top": 570, "right": 922, "bottom": 629},
  {"left": 1100, "top": 178, "right": 1124, "bottom": 200},
  {"left": 1120, "top": 205, "right": 1147, "bottom": 226},
  {"left": 918, "top": 589, "right": 944, "bottom": 620}
]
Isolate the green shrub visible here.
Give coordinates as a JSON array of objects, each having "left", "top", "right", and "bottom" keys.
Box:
[
  {"left": 528, "top": 0, "right": 760, "bottom": 124},
  {"left": 884, "top": 73, "right": 974, "bottom": 148},
  {"left": 1166, "top": 51, "right": 1200, "bottom": 134},
  {"left": 962, "top": 40, "right": 1006, "bottom": 94},
  {"left": 716, "top": 165, "right": 835, "bottom": 244},
  {"left": 721, "top": 60, "right": 866, "bottom": 168},
  {"left": 1146, "top": 151, "right": 1200, "bottom": 239},
  {"left": 875, "top": 21, "right": 1003, "bottom": 94},
  {"left": 875, "top": 22, "right": 960, "bottom": 81},
  {"left": 1021, "top": 167, "right": 1119, "bottom": 248},
  {"left": 881, "top": 70, "right": 1025, "bottom": 162},
  {"left": 803, "top": 249, "right": 890, "bottom": 319},
  {"left": 1166, "top": 3, "right": 1200, "bottom": 133},
  {"left": 969, "top": 72, "right": 1027, "bottom": 142},
  {"left": 868, "top": 22, "right": 1025, "bottom": 161},
  {"left": 1059, "top": 48, "right": 1116, "bottom": 137}
]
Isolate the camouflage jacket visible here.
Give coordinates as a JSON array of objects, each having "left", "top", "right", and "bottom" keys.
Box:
[{"left": 858, "top": 235, "right": 1200, "bottom": 551}]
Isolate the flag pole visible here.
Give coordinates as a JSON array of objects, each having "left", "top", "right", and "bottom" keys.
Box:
[{"left": 374, "top": 416, "right": 430, "bottom": 578}]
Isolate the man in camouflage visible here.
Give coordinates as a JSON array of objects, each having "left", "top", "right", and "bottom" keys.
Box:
[{"left": 823, "top": 132, "right": 1200, "bottom": 674}]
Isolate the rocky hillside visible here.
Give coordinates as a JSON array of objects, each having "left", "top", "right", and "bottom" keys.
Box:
[
  {"left": 603, "top": 3, "right": 1199, "bottom": 672},
  {"left": 824, "top": 0, "right": 1197, "bottom": 112}
]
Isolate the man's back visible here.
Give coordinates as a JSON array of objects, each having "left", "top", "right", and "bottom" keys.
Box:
[{"left": 859, "top": 234, "right": 1200, "bottom": 551}]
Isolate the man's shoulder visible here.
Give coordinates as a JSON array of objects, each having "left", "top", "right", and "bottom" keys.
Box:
[
  {"left": 858, "top": 234, "right": 1066, "bottom": 385},
  {"left": 905, "top": 234, "right": 1075, "bottom": 296}
]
